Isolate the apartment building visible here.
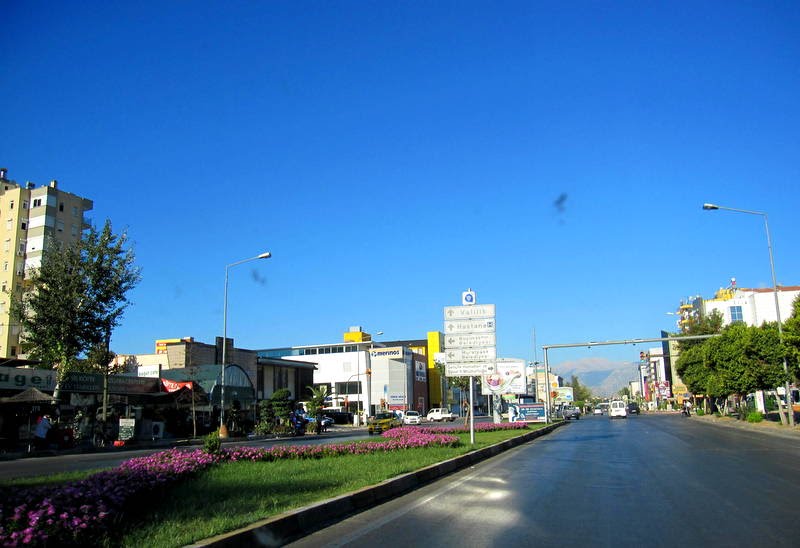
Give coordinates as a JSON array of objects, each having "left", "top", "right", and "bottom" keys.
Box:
[{"left": 0, "top": 168, "right": 93, "bottom": 358}]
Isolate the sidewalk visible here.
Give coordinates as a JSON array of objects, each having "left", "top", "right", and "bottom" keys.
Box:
[{"left": 691, "top": 412, "right": 800, "bottom": 439}]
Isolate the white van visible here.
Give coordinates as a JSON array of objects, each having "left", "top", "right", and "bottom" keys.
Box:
[{"left": 609, "top": 400, "right": 627, "bottom": 418}]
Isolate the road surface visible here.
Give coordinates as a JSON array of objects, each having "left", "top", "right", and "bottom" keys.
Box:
[{"left": 289, "top": 414, "right": 800, "bottom": 547}]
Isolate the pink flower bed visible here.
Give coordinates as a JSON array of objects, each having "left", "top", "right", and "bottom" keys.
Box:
[{"left": 0, "top": 431, "right": 459, "bottom": 547}]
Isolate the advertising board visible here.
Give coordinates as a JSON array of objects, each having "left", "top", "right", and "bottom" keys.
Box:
[{"left": 482, "top": 359, "right": 526, "bottom": 395}]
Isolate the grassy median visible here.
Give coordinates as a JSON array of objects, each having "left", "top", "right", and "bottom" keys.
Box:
[
  {"left": 0, "top": 425, "right": 546, "bottom": 547},
  {"left": 115, "top": 426, "right": 539, "bottom": 547}
]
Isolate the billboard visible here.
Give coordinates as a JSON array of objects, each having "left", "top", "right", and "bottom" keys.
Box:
[
  {"left": 552, "top": 386, "right": 574, "bottom": 403},
  {"left": 482, "top": 359, "right": 526, "bottom": 395}
]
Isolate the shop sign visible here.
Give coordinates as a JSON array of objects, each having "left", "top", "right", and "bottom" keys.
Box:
[{"left": 0, "top": 366, "right": 56, "bottom": 391}]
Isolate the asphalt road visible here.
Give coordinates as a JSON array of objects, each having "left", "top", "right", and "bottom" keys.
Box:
[{"left": 288, "top": 414, "right": 800, "bottom": 548}]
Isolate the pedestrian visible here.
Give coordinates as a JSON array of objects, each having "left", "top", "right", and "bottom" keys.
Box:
[{"left": 34, "top": 414, "right": 52, "bottom": 450}]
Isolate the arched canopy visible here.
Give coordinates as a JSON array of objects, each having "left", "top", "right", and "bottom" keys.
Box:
[{"left": 160, "top": 364, "right": 255, "bottom": 408}]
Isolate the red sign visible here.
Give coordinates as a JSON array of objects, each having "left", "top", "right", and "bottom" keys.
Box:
[{"left": 161, "top": 379, "right": 195, "bottom": 392}]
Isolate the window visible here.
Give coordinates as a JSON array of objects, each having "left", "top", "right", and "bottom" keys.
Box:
[
  {"left": 21, "top": 222, "right": 27, "bottom": 230},
  {"left": 5, "top": 219, "right": 11, "bottom": 230},
  {"left": 3, "top": 240, "right": 9, "bottom": 252},
  {"left": 273, "top": 367, "right": 289, "bottom": 390},
  {"left": 71, "top": 224, "right": 78, "bottom": 237},
  {"left": 33, "top": 198, "right": 42, "bottom": 207},
  {"left": 72, "top": 206, "right": 78, "bottom": 217},
  {"left": 2, "top": 262, "right": 7, "bottom": 272},
  {"left": 22, "top": 201, "right": 28, "bottom": 209},
  {"left": 9, "top": 201, "right": 13, "bottom": 210},
  {"left": 57, "top": 220, "right": 64, "bottom": 232},
  {"left": 730, "top": 305, "right": 744, "bottom": 323},
  {"left": 18, "top": 241, "right": 25, "bottom": 255},
  {"left": 59, "top": 203, "right": 64, "bottom": 212}
]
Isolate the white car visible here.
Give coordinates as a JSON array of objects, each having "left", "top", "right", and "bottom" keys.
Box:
[
  {"left": 426, "top": 408, "right": 457, "bottom": 422},
  {"left": 403, "top": 411, "right": 421, "bottom": 425},
  {"left": 609, "top": 400, "right": 628, "bottom": 418}
]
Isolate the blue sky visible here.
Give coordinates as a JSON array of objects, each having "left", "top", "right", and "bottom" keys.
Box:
[{"left": 3, "top": 2, "right": 799, "bottom": 379}]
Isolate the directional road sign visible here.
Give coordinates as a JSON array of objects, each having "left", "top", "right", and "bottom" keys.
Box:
[
  {"left": 445, "top": 361, "right": 495, "bottom": 377},
  {"left": 443, "top": 304, "right": 496, "bottom": 320},
  {"left": 444, "top": 318, "right": 496, "bottom": 334},
  {"left": 444, "top": 333, "right": 496, "bottom": 349},
  {"left": 445, "top": 347, "right": 497, "bottom": 363}
]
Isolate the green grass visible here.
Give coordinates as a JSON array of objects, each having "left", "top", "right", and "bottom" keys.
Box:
[{"left": 113, "top": 427, "right": 539, "bottom": 547}]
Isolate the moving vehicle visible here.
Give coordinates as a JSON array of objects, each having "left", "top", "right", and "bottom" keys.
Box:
[
  {"left": 592, "top": 407, "right": 604, "bottom": 416},
  {"left": 403, "top": 410, "right": 421, "bottom": 425},
  {"left": 609, "top": 400, "right": 627, "bottom": 418},
  {"left": 626, "top": 402, "right": 640, "bottom": 415},
  {"left": 367, "top": 412, "right": 402, "bottom": 435},
  {"left": 426, "top": 408, "right": 456, "bottom": 422},
  {"left": 561, "top": 405, "right": 581, "bottom": 420}
]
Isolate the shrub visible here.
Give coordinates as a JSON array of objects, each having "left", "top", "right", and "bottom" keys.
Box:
[
  {"left": 746, "top": 411, "right": 764, "bottom": 423},
  {"left": 695, "top": 408, "right": 705, "bottom": 416},
  {"left": 204, "top": 431, "right": 221, "bottom": 454}
]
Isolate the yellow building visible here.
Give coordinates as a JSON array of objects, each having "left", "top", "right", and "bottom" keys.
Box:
[{"left": 0, "top": 168, "right": 93, "bottom": 358}]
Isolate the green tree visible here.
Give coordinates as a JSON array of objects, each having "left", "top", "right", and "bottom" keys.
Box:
[
  {"left": 782, "top": 294, "right": 800, "bottom": 381},
  {"left": 566, "top": 375, "right": 592, "bottom": 407},
  {"left": 306, "top": 385, "right": 329, "bottom": 434},
  {"left": 12, "top": 221, "right": 141, "bottom": 410},
  {"left": 705, "top": 322, "right": 788, "bottom": 413}
]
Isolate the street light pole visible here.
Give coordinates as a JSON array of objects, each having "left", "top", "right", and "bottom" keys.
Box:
[
  {"left": 221, "top": 251, "right": 271, "bottom": 432},
  {"left": 703, "top": 203, "right": 794, "bottom": 427}
]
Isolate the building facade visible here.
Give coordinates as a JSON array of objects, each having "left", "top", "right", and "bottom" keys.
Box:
[{"left": 0, "top": 168, "right": 93, "bottom": 358}]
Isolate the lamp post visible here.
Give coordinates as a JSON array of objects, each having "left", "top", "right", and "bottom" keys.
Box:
[
  {"left": 220, "top": 251, "right": 271, "bottom": 433},
  {"left": 703, "top": 203, "right": 794, "bottom": 427}
]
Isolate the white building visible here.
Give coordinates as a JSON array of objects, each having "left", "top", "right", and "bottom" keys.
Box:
[{"left": 701, "top": 283, "right": 800, "bottom": 327}]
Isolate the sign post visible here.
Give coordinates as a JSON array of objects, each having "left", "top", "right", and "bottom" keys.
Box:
[{"left": 443, "top": 289, "right": 496, "bottom": 444}]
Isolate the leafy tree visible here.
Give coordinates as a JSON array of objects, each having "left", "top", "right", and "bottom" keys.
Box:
[
  {"left": 566, "top": 375, "right": 592, "bottom": 406},
  {"left": 306, "top": 385, "right": 329, "bottom": 434},
  {"left": 12, "top": 221, "right": 141, "bottom": 412},
  {"left": 782, "top": 294, "right": 800, "bottom": 381},
  {"left": 677, "top": 309, "right": 724, "bottom": 350},
  {"left": 255, "top": 388, "right": 294, "bottom": 434},
  {"left": 706, "top": 323, "right": 788, "bottom": 412}
]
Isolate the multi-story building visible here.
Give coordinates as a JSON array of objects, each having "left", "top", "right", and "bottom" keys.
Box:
[
  {"left": 666, "top": 279, "right": 800, "bottom": 407},
  {"left": 0, "top": 168, "right": 93, "bottom": 358},
  {"left": 672, "top": 279, "right": 800, "bottom": 333}
]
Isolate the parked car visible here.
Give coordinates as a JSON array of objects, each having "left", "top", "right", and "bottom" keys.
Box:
[
  {"left": 367, "top": 411, "right": 402, "bottom": 435},
  {"left": 626, "top": 402, "right": 640, "bottom": 415},
  {"left": 426, "top": 408, "right": 457, "bottom": 422},
  {"left": 561, "top": 405, "right": 581, "bottom": 420},
  {"left": 403, "top": 410, "right": 422, "bottom": 425},
  {"left": 609, "top": 400, "right": 628, "bottom": 418}
]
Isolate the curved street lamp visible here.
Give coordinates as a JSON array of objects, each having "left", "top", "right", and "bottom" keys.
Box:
[
  {"left": 703, "top": 203, "right": 794, "bottom": 426},
  {"left": 220, "top": 251, "right": 272, "bottom": 433}
]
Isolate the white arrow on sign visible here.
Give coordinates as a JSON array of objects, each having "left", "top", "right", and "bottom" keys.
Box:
[
  {"left": 445, "top": 361, "right": 496, "bottom": 377},
  {"left": 445, "top": 333, "right": 496, "bottom": 349},
  {"left": 445, "top": 347, "right": 497, "bottom": 362},
  {"left": 443, "top": 304, "right": 496, "bottom": 320},
  {"left": 444, "top": 318, "right": 495, "bottom": 334}
]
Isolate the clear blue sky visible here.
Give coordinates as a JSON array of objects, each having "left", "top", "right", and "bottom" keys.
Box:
[{"left": 3, "top": 2, "right": 799, "bottom": 376}]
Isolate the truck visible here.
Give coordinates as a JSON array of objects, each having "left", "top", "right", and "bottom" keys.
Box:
[{"left": 426, "top": 408, "right": 456, "bottom": 422}]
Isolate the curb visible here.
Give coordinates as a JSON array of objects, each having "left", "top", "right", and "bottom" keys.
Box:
[{"left": 187, "top": 422, "right": 566, "bottom": 548}]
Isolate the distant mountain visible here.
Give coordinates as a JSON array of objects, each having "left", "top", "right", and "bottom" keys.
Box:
[{"left": 551, "top": 357, "right": 639, "bottom": 398}]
